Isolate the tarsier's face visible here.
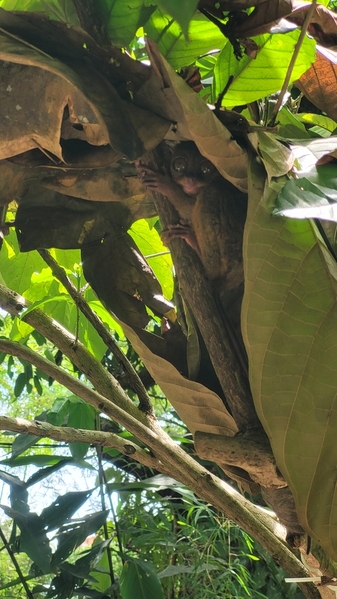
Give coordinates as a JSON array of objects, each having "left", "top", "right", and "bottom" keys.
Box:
[{"left": 170, "top": 142, "right": 218, "bottom": 196}]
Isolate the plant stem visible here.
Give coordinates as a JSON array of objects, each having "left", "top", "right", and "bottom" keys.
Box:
[
  {"left": 0, "top": 527, "right": 35, "bottom": 599},
  {"left": 270, "top": 0, "right": 317, "bottom": 125}
]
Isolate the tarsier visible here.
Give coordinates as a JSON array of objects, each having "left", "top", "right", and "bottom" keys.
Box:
[{"left": 137, "top": 141, "right": 248, "bottom": 342}]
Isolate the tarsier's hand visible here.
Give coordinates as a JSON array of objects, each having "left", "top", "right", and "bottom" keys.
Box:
[
  {"left": 160, "top": 221, "right": 200, "bottom": 256},
  {"left": 135, "top": 161, "right": 179, "bottom": 198}
]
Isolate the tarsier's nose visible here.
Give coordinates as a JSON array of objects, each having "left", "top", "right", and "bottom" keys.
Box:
[{"left": 181, "top": 177, "right": 205, "bottom": 195}]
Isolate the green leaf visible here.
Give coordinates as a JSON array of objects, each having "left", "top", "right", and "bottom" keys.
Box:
[
  {"left": 157, "top": 0, "right": 199, "bottom": 37},
  {"left": 297, "top": 113, "right": 337, "bottom": 133},
  {"left": 68, "top": 399, "right": 96, "bottom": 460},
  {"left": 129, "top": 219, "right": 173, "bottom": 300},
  {"left": 0, "top": 470, "right": 29, "bottom": 513},
  {"left": 47, "top": 397, "right": 73, "bottom": 426},
  {"left": 274, "top": 178, "right": 337, "bottom": 221},
  {"left": 41, "top": 490, "right": 93, "bottom": 531},
  {"left": 20, "top": 293, "right": 70, "bottom": 317},
  {"left": 276, "top": 107, "right": 311, "bottom": 140},
  {"left": 87, "top": 540, "right": 112, "bottom": 593},
  {"left": 0, "top": 229, "right": 45, "bottom": 294},
  {"left": 213, "top": 31, "right": 316, "bottom": 106},
  {"left": 26, "top": 459, "right": 73, "bottom": 488},
  {"left": 14, "top": 372, "right": 27, "bottom": 398},
  {"left": 274, "top": 164, "right": 337, "bottom": 220},
  {"left": 74, "top": 539, "right": 111, "bottom": 578},
  {"left": 145, "top": 9, "right": 226, "bottom": 69},
  {"left": 52, "top": 510, "right": 109, "bottom": 566},
  {"left": 2, "top": 455, "right": 71, "bottom": 467},
  {"left": 107, "top": 474, "right": 189, "bottom": 496},
  {"left": 33, "top": 374, "right": 43, "bottom": 395},
  {"left": 243, "top": 159, "right": 337, "bottom": 560},
  {"left": 158, "top": 563, "right": 218, "bottom": 578},
  {"left": 120, "top": 558, "right": 163, "bottom": 599},
  {"left": 0, "top": 0, "right": 79, "bottom": 25},
  {"left": 0, "top": 505, "right": 52, "bottom": 573},
  {"left": 96, "top": 0, "right": 156, "bottom": 47}
]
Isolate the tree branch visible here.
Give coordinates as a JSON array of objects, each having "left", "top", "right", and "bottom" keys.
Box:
[
  {"left": 146, "top": 150, "right": 261, "bottom": 432},
  {"left": 0, "top": 284, "right": 149, "bottom": 426},
  {"left": 38, "top": 248, "right": 153, "bottom": 415},
  {"left": 0, "top": 338, "right": 159, "bottom": 450},
  {"left": 0, "top": 339, "right": 320, "bottom": 597},
  {"left": 0, "top": 415, "right": 157, "bottom": 468}
]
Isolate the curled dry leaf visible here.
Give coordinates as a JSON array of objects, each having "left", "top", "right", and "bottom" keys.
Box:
[
  {"left": 82, "top": 234, "right": 173, "bottom": 330},
  {"left": 144, "top": 40, "right": 249, "bottom": 192},
  {"left": 291, "top": 1, "right": 337, "bottom": 45},
  {"left": 296, "top": 46, "right": 337, "bottom": 123},
  {"left": 121, "top": 320, "right": 238, "bottom": 438},
  {"left": 0, "top": 9, "right": 171, "bottom": 161},
  {"left": 226, "top": 0, "right": 293, "bottom": 38}
]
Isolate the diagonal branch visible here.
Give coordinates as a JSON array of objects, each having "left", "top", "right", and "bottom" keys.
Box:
[
  {"left": 38, "top": 248, "right": 153, "bottom": 415},
  {"left": 0, "top": 284, "right": 148, "bottom": 426},
  {"left": 0, "top": 415, "right": 157, "bottom": 469},
  {"left": 0, "top": 334, "right": 320, "bottom": 595},
  {"left": 0, "top": 338, "right": 159, "bottom": 450}
]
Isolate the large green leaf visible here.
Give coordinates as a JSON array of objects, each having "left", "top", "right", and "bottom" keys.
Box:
[
  {"left": 274, "top": 163, "right": 337, "bottom": 221},
  {"left": 242, "top": 158, "right": 337, "bottom": 560},
  {"left": 145, "top": 9, "right": 226, "bottom": 69},
  {"left": 96, "top": 0, "right": 156, "bottom": 47},
  {"left": 157, "top": 0, "right": 199, "bottom": 37},
  {"left": 41, "top": 490, "right": 93, "bottom": 531},
  {"left": 0, "top": 0, "right": 79, "bottom": 25},
  {"left": 0, "top": 505, "right": 52, "bottom": 573},
  {"left": 51, "top": 510, "right": 108, "bottom": 566},
  {"left": 120, "top": 558, "right": 164, "bottom": 599},
  {"left": 214, "top": 30, "right": 316, "bottom": 106}
]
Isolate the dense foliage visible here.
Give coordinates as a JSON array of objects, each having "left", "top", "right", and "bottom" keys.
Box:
[{"left": 1, "top": 1, "right": 337, "bottom": 598}]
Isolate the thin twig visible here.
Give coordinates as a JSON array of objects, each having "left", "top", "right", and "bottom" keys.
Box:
[
  {"left": 38, "top": 249, "right": 154, "bottom": 415},
  {"left": 0, "top": 527, "right": 35, "bottom": 599},
  {"left": 270, "top": 0, "right": 317, "bottom": 126},
  {"left": 96, "top": 448, "right": 117, "bottom": 590}
]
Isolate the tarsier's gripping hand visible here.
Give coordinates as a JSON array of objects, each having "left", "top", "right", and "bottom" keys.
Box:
[
  {"left": 136, "top": 160, "right": 195, "bottom": 220},
  {"left": 136, "top": 161, "right": 181, "bottom": 199},
  {"left": 136, "top": 160, "right": 200, "bottom": 254},
  {"left": 160, "top": 222, "right": 200, "bottom": 256}
]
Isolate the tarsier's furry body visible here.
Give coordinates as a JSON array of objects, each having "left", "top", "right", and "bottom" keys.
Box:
[{"left": 138, "top": 141, "right": 247, "bottom": 337}]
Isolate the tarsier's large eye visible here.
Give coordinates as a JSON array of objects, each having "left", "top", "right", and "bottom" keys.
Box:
[
  {"left": 172, "top": 156, "right": 187, "bottom": 173},
  {"left": 200, "top": 161, "right": 215, "bottom": 176}
]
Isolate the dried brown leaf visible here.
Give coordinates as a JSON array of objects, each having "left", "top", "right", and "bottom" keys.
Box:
[
  {"left": 291, "top": 1, "right": 337, "bottom": 44},
  {"left": 296, "top": 46, "right": 337, "bottom": 122},
  {"left": 0, "top": 60, "right": 108, "bottom": 161},
  {"left": 82, "top": 234, "right": 173, "bottom": 329},
  {"left": 229, "top": 0, "right": 293, "bottom": 38},
  {"left": 122, "top": 321, "right": 238, "bottom": 437},
  {"left": 146, "top": 40, "right": 248, "bottom": 192}
]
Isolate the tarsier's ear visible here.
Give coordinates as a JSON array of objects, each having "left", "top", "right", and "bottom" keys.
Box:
[{"left": 164, "top": 141, "right": 176, "bottom": 156}]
